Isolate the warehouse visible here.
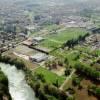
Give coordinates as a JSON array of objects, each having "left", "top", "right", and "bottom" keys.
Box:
[
  {"left": 33, "top": 37, "right": 44, "bottom": 42},
  {"left": 29, "top": 53, "right": 48, "bottom": 63}
]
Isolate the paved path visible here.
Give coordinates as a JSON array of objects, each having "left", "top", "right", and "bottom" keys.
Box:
[
  {"left": 49, "top": 39, "right": 63, "bottom": 44},
  {"left": 13, "top": 52, "right": 29, "bottom": 60},
  {"left": 59, "top": 69, "right": 76, "bottom": 90}
]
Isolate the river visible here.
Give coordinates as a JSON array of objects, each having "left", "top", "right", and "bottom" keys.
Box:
[{"left": 0, "top": 63, "right": 36, "bottom": 100}]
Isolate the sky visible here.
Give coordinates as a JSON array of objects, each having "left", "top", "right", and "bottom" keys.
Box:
[{"left": 0, "top": 0, "right": 99, "bottom": 6}]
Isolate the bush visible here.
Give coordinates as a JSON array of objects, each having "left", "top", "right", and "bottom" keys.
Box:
[
  {"left": 0, "top": 55, "right": 25, "bottom": 70},
  {"left": 72, "top": 76, "right": 81, "bottom": 86},
  {"left": 75, "top": 62, "right": 100, "bottom": 80},
  {"left": 88, "top": 85, "right": 100, "bottom": 98},
  {"left": 0, "top": 70, "right": 12, "bottom": 100}
]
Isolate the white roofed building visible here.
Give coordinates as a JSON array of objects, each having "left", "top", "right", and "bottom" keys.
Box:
[
  {"left": 33, "top": 37, "right": 44, "bottom": 42},
  {"left": 29, "top": 53, "right": 48, "bottom": 63}
]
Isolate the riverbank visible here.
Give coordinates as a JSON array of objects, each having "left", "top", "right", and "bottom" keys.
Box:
[
  {"left": 0, "top": 54, "right": 26, "bottom": 70},
  {"left": 0, "top": 69, "right": 12, "bottom": 100},
  {"left": 0, "top": 54, "right": 37, "bottom": 100},
  {"left": 0, "top": 54, "right": 69, "bottom": 100},
  {"left": 0, "top": 63, "right": 36, "bottom": 100}
]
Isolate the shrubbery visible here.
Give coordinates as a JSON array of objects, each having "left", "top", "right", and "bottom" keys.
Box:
[
  {"left": 0, "top": 55, "right": 25, "bottom": 70},
  {"left": 75, "top": 62, "right": 100, "bottom": 81},
  {"left": 33, "top": 82, "right": 68, "bottom": 100},
  {"left": 0, "top": 70, "right": 12, "bottom": 100},
  {"left": 62, "top": 33, "right": 89, "bottom": 48},
  {"left": 88, "top": 85, "right": 100, "bottom": 98}
]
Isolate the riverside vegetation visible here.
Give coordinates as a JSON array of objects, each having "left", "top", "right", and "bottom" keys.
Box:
[
  {"left": 0, "top": 69, "right": 12, "bottom": 100},
  {"left": 0, "top": 54, "right": 99, "bottom": 100},
  {"left": 0, "top": 54, "right": 72, "bottom": 100}
]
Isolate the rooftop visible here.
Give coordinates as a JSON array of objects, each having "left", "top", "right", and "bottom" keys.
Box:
[
  {"left": 33, "top": 37, "right": 44, "bottom": 42},
  {"left": 30, "top": 53, "right": 48, "bottom": 62}
]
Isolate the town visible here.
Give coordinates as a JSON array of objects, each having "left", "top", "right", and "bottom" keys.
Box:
[{"left": 0, "top": 0, "right": 100, "bottom": 100}]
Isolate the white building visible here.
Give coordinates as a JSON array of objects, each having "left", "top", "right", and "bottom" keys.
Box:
[
  {"left": 29, "top": 53, "right": 48, "bottom": 63},
  {"left": 33, "top": 37, "right": 44, "bottom": 42}
]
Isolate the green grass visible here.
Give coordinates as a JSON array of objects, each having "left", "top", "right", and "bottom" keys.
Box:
[
  {"left": 75, "top": 46, "right": 91, "bottom": 53},
  {"left": 39, "top": 28, "right": 87, "bottom": 49},
  {"left": 34, "top": 67, "right": 66, "bottom": 86},
  {"left": 51, "top": 48, "right": 82, "bottom": 67},
  {"left": 44, "top": 24, "right": 62, "bottom": 31},
  {"left": 47, "top": 28, "right": 87, "bottom": 43},
  {"left": 39, "top": 39, "right": 62, "bottom": 50}
]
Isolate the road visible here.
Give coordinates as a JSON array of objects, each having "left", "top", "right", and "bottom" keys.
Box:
[{"left": 49, "top": 39, "right": 63, "bottom": 44}]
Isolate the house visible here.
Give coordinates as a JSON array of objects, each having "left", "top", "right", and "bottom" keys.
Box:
[{"left": 29, "top": 53, "right": 48, "bottom": 63}]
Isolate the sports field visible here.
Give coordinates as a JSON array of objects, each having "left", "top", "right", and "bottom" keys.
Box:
[{"left": 39, "top": 28, "right": 87, "bottom": 49}]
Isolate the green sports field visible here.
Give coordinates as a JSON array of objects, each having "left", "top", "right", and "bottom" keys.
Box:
[{"left": 39, "top": 28, "right": 87, "bottom": 50}]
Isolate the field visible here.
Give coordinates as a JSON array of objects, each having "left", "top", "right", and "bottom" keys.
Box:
[
  {"left": 34, "top": 67, "right": 66, "bottom": 86},
  {"left": 39, "top": 39, "right": 62, "bottom": 50},
  {"left": 47, "top": 28, "right": 87, "bottom": 42},
  {"left": 15, "top": 45, "right": 39, "bottom": 56},
  {"left": 39, "top": 28, "right": 87, "bottom": 50}
]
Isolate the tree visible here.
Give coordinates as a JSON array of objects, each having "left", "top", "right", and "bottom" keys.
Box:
[
  {"left": 52, "top": 61, "right": 57, "bottom": 69},
  {"left": 53, "top": 79, "right": 59, "bottom": 88},
  {"left": 38, "top": 88, "right": 48, "bottom": 100},
  {"left": 58, "top": 90, "right": 68, "bottom": 100},
  {"left": 88, "top": 85, "right": 100, "bottom": 98},
  {"left": 57, "top": 59, "right": 64, "bottom": 66},
  {"left": 64, "top": 58, "right": 69, "bottom": 66},
  {"left": 65, "top": 68, "right": 71, "bottom": 76},
  {"left": 36, "top": 74, "right": 45, "bottom": 82},
  {"left": 72, "top": 76, "right": 81, "bottom": 86},
  {"left": 34, "top": 82, "right": 41, "bottom": 97},
  {"left": 75, "top": 62, "right": 100, "bottom": 80}
]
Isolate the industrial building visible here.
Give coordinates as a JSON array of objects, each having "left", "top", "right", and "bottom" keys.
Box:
[{"left": 29, "top": 53, "right": 48, "bottom": 63}]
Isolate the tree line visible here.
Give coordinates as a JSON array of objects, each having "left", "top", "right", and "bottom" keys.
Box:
[
  {"left": 75, "top": 62, "right": 100, "bottom": 81},
  {"left": 0, "top": 69, "right": 12, "bottom": 100},
  {"left": 33, "top": 82, "right": 72, "bottom": 100},
  {"left": 0, "top": 54, "right": 25, "bottom": 70},
  {"left": 62, "top": 33, "right": 89, "bottom": 49},
  {"left": 88, "top": 85, "right": 100, "bottom": 98}
]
